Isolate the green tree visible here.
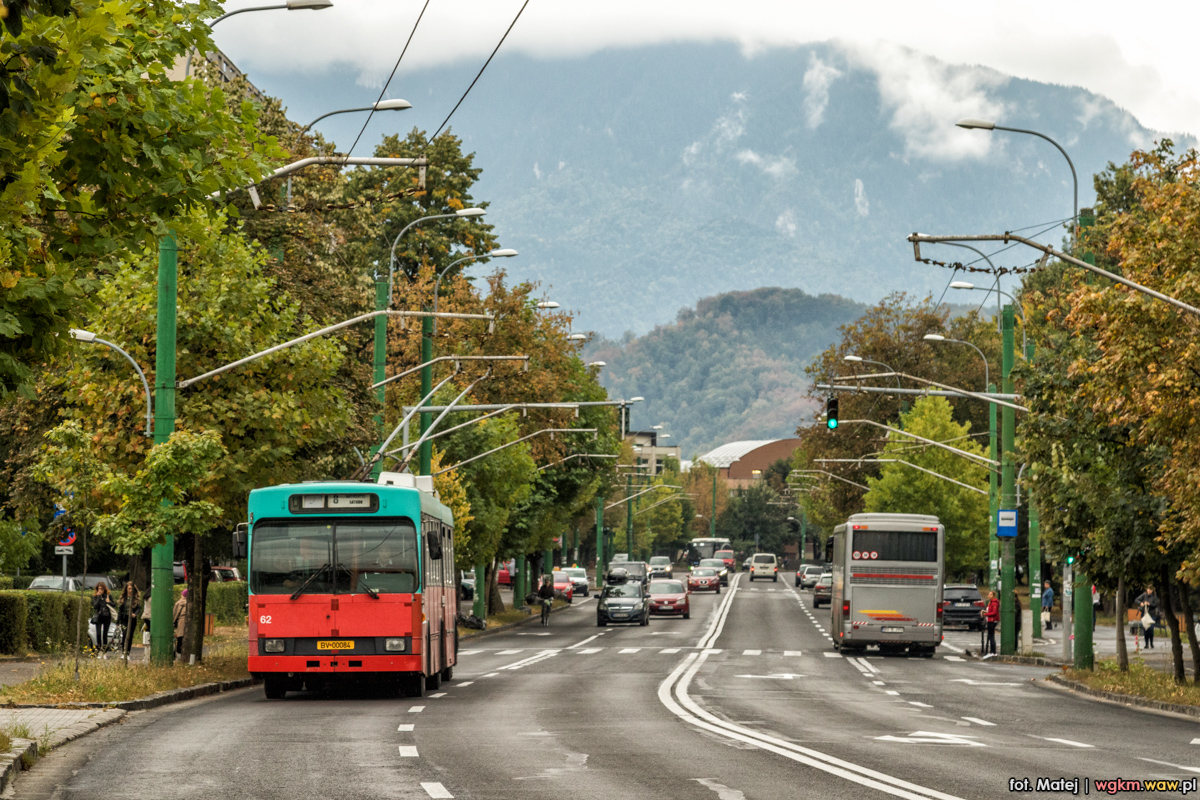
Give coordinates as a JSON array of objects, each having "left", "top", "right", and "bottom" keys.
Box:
[
  {"left": 0, "top": 0, "right": 278, "bottom": 397},
  {"left": 862, "top": 397, "right": 989, "bottom": 579},
  {"left": 0, "top": 516, "right": 41, "bottom": 574},
  {"left": 717, "top": 482, "right": 790, "bottom": 555}
]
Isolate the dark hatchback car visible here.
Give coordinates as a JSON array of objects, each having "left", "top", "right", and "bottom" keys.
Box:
[
  {"left": 942, "top": 584, "right": 985, "bottom": 630},
  {"left": 812, "top": 574, "right": 832, "bottom": 607},
  {"left": 597, "top": 582, "right": 650, "bottom": 626},
  {"left": 615, "top": 561, "right": 650, "bottom": 587}
]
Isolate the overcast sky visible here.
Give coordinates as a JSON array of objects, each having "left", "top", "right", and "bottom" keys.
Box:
[{"left": 223, "top": 0, "right": 1200, "bottom": 138}]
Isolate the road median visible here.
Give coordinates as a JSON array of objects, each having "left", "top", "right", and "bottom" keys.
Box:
[{"left": 1046, "top": 661, "right": 1200, "bottom": 721}]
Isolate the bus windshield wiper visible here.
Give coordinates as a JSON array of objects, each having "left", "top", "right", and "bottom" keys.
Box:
[
  {"left": 290, "top": 562, "right": 330, "bottom": 600},
  {"left": 355, "top": 571, "right": 379, "bottom": 599}
]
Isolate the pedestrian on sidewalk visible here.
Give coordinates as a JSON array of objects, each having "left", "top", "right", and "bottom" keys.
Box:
[
  {"left": 91, "top": 583, "right": 113, "bottom": 652},
  {"left": 1041, "top": 580, "right": 1054, "bottom": 631},
  {"left": 982, "top": 590, "right": 1000, "bottom": 655},
  {"left": 173, "top": 589, "right": 188, "bottom": 657},
  {"left": 118, "top": 582, "right": 141, "bottom": 656},
  {"left": 1135, "top": 586, "right": 1159, "bottom": 649},
  {"left": 1092, "top": 584, "right": 1101, "bottom": 632},
  {"left": 1013, "top": 590, "right": 1022, "bottom": 644}
]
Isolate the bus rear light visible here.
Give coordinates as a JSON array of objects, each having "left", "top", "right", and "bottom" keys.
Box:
[
  {"left": 936, "top": 605, "right": 943, "bottom": 620},
  {"left": 385, "top": 638, "right": 408, "bottom": 652},
  {"left": 842, "top": 601, "right": 850, "bottom": 619},
  {"left": 263, "top": 639, "right": 285, "bottom": 653}
]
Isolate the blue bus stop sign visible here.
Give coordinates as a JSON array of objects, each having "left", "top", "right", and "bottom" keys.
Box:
[{"left": 997, "top": 509, "right": 1018, "bottom": 538}]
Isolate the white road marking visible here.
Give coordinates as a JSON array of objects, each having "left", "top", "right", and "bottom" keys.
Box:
[
  {"left": 743, "top": 649, "right": 762, "bottom": 655},
  {"left": 873, "top": 680, "right": 886, "bottom": 686},
  {"left": 855, "top": 658, "right": 881, "bottom": 674},
  {"left": 940, "top": 642, "right": 964, "bottom": 653},
  {"left": 517, "top": 632, "right": 552, "bottom": 636},
  {"left": 784, "top": 650, "right": 803, "bottom": 657},
  {"left": 457, "top": 681, "right": 474, "bottom": 687},
  {"left": 693, "top": 778, "right": 747, "bottom": 799},
  {"left": 408, "top": 706, "right": 425, "bottom": 713},
  {"left": 421, "top": 782, "right": 454, "bottom": 799},
  {"left": 619, "top": 648, "right": 642, "bottom": 654},
  {"left": 696, "top": 573, "right": 741, "bottom": 649},
  {"left": 824, "top": 652, "right": 842, "bottom": 658},
  {"left": 1192, "top": 738, "right": 1200, "bottom": 745},
  {"left": 661, "top": 648, "right": 681, "bottom": 654},
  {"left": 962, "top": 717, "right": 995, "bottom": 727},
  {"left": 428, "top": 692, "right": 446, "bottom": 698},
  {"left": 660, "top": 652, "right": 968, "bottom": 799},
  {"left": 733, "top": 673, "right": 802, "bottom": 680},
  {"left": 457, "top": 650, "right": 479, "bottom": 656},
  {"left": 397, "top": 723, "right": 414, "bottom": 731},
  {"left": 577, "top": 647, "right": 602, "bottom": 654},
  {"left": 944, "top": 656, "right": 965, "bottom": 662},
  {"left": 885, "top": 690, "right": 900, "bottom": 696},
  {"left": 908, "top": 702, "right": 933, "bottom": 708},
  {"left": 1139, "top": 757, "right": 1200, "bottom": 774},
  {"left": 567, "top": 632, "right": 605, "bottom": 650},
  {"left": 1039, "top": 737, "right": 1094, "bottom": 748},
  {"left": 949, "top": 679, "right": 1021, "bottom": 686},
  {"left": 498, "top": 650, "right": 560, "bottom": 671},
  {"left": 875, "top": 732, "right": 984, "bottom": 747},
  {"left": 496, "top": 649, "right": 523, "bottom": 655},
  {"left": 398, "top": 746, "right": 419, "bottom": 757},
  {"left": 481, "top": 672, "right": 500, "bottom": 678}
]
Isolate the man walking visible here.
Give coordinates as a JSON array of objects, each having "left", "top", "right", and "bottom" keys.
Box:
[
  {"left": 1041, "top": 580, "right": 1055, "bottom": 631},
  {"left": 1135, "top": 585, "right": 1159, "bottom": 649}
]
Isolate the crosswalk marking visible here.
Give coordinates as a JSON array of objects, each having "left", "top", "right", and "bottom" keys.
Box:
[
  {"left": 408, "top": 706, "right": 424, "bottom": 713},
  {"left": 885, "top": 690, "right": 900, "bottom": 696},
  {"left": 908, "top": 701, "right": 932, "bottom": 708},
  {"left": 660, "top": 648, "right": 681, "bottom": 654},
  {"left": 399, "top": 746, "right": 419, "bottom": 757},
  {"left": 944, "top": 655, "right": 965, "bottom": 662},
  {"left": 428, "top": 692, "right": 446, "bottom": 698},
  {"left": 398, "top": 723, "right": 414, "bottom": 731}
]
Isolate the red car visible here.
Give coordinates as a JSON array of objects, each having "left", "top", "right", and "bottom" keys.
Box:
[
  {"left": 552, "top": 571, "right": 575, "bottom": 603},
  {"left": 715, "top": 549, "right": 736, "bottom": 572},
  {"left": 688, "top": 567, "right": 721, "bottom": 593},
  {"left": 648, "top": 579, "right": 690, "bottom": 618}
]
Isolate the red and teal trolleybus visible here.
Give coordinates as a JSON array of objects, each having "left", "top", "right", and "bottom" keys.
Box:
[{"left": 244, "top": 473, "right": 456, "bottom": 699}]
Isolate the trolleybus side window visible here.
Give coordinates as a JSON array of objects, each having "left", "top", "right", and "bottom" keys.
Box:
[{"left": 852, "top": 530, "right": 937, "bottom": 562}]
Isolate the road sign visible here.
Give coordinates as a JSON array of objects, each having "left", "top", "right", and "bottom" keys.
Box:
[
  {"left": 53, "top": 503, "right": 67, "bottom": 519},
  {"left": 58, "top": 530, "right": 76, "bottom": 547},
  {"left": 54, "top": 545, "right": 74, "bottom": 555},
  {"left": 997, "top": 509, "right": 1018, "bottom": 538}
]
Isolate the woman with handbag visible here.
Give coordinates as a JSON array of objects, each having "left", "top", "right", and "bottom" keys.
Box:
[
  {"left": 1135, "top": 585, "right": 1159, "bottom": 649},
  {"left": 117, "top": 582, "right": 141, "bottom": 656},
  {"left": 91, "top": 583, "right": 113, "bottom": 653}
]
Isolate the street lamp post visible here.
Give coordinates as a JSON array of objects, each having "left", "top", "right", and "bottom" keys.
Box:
[
  {"left": 431, "top": 249, "right": 518, "bottom": 332},
  {"left": 69, "top": 330, "right": 153, "bottom": 437},
  {"left": 184, "top": 0, "right": 332, "bottom": 76}
]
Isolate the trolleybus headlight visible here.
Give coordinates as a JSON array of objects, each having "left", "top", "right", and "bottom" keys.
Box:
[
  {"left": 263, "top": 639, "right": 285, "bottom": 653},
  {"left": 385, "top": 638, "right": 407, "bottom": 652}
]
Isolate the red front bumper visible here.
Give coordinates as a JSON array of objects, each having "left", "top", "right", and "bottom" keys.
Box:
[
  {"left": 650, "top": 602, "right": 688, "bottom": 615},
  {"left": 249, "top": 653, "right": 422, "bottom": 675}
]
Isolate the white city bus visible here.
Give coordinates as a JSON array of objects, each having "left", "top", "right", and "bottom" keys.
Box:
[{"left": 828, "top": 513, "right": 944, "bottom": 656}]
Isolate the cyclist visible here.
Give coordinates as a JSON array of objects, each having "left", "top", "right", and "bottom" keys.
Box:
[{"left": 537, "top": 574, "right": 555, "bottom": 626}]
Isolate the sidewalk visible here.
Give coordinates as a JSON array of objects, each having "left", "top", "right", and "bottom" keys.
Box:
[{"left": 1022, "top": 621, "right": 1191, "bottom": 675}]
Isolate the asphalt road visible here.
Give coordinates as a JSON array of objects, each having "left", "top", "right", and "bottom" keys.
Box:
[{"left": 19, "top": 572, "right": 1200, "bottom": 799}]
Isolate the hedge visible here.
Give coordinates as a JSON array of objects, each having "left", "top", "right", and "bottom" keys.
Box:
[
  {"left": 0, "top": 577, "right": 12, "bottom": 590},
  {"left": 173, "top": 581, "right": 248, "bottom": 624},
  {"left": 0, "top": 593, "right": 27, "bottom": 654},
  {"left": 0, "top": 591, "right": 87, "bottom": 655}
]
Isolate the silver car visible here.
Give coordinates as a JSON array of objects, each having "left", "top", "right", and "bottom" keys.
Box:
[
  {"left": 561, "top": 567, "right": 590, "bottom": 596},
  {"left": 648, "top": 556, "right": 673, "bottom": 579}
]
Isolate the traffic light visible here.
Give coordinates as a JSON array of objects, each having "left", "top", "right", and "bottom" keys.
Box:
[
  {"left": 826, "top": 397, "right": 839, "bottom": 430},
  {"left": 1066, "top": 554, "right": 1075, "bottom": 565}
]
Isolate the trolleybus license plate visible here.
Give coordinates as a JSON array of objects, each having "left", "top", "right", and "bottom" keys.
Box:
[
  {"left": 317, "top": 640, "right": 355, "bottom": 650},
  {"left": 881, "top": 626, "right": 904, "bottom": 634}
]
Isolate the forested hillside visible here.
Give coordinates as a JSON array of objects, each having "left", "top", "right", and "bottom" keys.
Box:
[{"left": 585, "top": 288, "right": 867, "bottom": 456}]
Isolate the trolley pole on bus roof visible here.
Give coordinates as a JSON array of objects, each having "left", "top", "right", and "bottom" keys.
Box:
[
  {"left": 999, "top": 304, "right": 1017, "bottom": 656},
  {"left": 371, "top": 279, "right": 388, "bottom": 479}
]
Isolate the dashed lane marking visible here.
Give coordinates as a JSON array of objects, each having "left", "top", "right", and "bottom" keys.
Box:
[
  {"left": 496, "top": 649, "right": 523, "bottom": 655},
  {"left": 457, "top": 650, "right": 479, "bottom": 656},
  {"left": 619, "top": 648, "right": 642, "bottom": 654},
  {"left": 908, "top": 701, "right": 933, "bottom": 708},
  {"left": 398, "top": 746, "right": 419, "bottom": 757},
  {"left": 422, "top": 782, "right": 454, "bottom": 799},
  {"left": 481, "top": 672, "right": 500, "bottom": 678},
  {"left": 408, "top": 706, "right": 425, "bottom": 713},
  {"left": 784, "top": 650, "right": 803, "bottom": 657},
  {"left": 577, "top": 647, "right": 602, "bottom": 654},
  {"left": 661, "top": 648, "right": 681, "bottom": 654},
  {"left": 397, "top": 723, "right": 414, "bottom": 731},
  {"left": 823, "top": 652, "right": 842, "bottom": 658},
  {"left": 873, "top": 681, "right": 886, "bottom": 686},
  {"left": 1038, "top": 737, "right": 1094, "bottom": 748},
  {"left": 1139, "top": 758, "right": 1200, "bottom": 774},
  {"left": 428, "top": 692, "right": 446, "bottom": 698},
  {"left": 743, "top": 649, "right": 762, "bottom": 655},
  {"left": 885, "top": 690, "right": 900, "bottom": 696},
  {"left": 457, "top": 681, "right": 474, "bottom": 687},
  {"left": 962, "top": 717, "right": 995, "bottom": 727},
  {"left": 944, "top": 656, "right": 965, "bottom": 662}
]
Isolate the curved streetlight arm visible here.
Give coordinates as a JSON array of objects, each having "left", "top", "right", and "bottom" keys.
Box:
[
  {"left": 433, "top": 253, "right": 486, "bottom": 333},
  {"left": 910, "top": 233, "right": 1200, "bottom": 319},
  {"left": 537, "top": 453, "right": 619, "bottom": 472},
  {"left": 77, "top": 336, "right": 154, "bottom": 437},
  {"left": 994, "top": 125, "right": 1078, "bottom": 237},
  {"left": 209, "top": 156, "right": 428, "bottom": 205},
  {"left": 846, "top": 357, "right": 899, "bottom": 390},
  {"left": 604, "top": 484, "right": 683, "bottom": 510},
  {"left": 832, "top": 370, "right": 1028, "bottom": 413},
  {"left": 928, "top": 337, "right": 988, "bottom": 391},
  {"left": 435, "top": 428, "right": 597, "bottom": 476},
  {"left": 388, "top": 213, "right": 462, "bottom": 307},
  {"left": 789, "top": 469, "right": 869, "bottom": 491},
  {"left": 838, "top": 420, "right": 998, "bottom": 467},
  {"left": 815, "top": 458, "right": 987, "bottom": 496}
]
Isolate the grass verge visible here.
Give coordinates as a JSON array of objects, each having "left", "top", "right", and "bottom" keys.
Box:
[
  {"left": 1063, "top": 658, "right": 1200, "bottom": 707},
  {"left": 0, "top": 729, "right": 10, "bottom": 753},
  {"left": 458, "top": 599, "right": 569, "bottom": 637},
  {"left": 0, "top": 640, "right": 249, "bottom": 705}
]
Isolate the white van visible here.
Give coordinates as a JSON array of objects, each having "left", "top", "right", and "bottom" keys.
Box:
[{"left": 749, "top": 553, "right": 778, "bottom": 582}]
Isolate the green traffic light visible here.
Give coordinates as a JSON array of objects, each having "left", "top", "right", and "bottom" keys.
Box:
[
  {"left": 1067, "top": 555, "right": 1075, "bottom": 564},
  {"left": 827, "top": 419, "right": 838, "bottom": 430}
]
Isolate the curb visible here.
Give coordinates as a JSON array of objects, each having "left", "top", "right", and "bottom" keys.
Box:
[
  {"left": 1045, "top": 673, "right": 1200, "bottom": 721},
  {"left": 0, "top": 738, "right": 37, "bottom": 796},
  {"left": 459, "top": 599, "right": 577, "bottom": 641},
  {"left": 2, "top": 677, "right": 258, "bottom": 711},
  {"left": 989, "top": 655, "right": 1063, "bottom": 667}
]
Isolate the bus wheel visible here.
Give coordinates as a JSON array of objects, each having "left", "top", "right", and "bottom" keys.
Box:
[
  {"left": 263, "top": 676, "right": 287, "bottom": 700},
  {"left": 425, "top": 669, "right": 442, "bottom": 691},
  {"left": 441, "top": 665, "right": 453, "bottom": 681},
  {"left": 403, "top": 673, "right": 425, "bottom": 698}
]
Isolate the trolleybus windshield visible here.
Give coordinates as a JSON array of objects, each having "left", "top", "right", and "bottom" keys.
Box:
[
  {"left": 251, "top": 518, "right": 419, "bottom": 595},
  {"left": 852, "top": 530, "right": 937, "bottom": 562}
]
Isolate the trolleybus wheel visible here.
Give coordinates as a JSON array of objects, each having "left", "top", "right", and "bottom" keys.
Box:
[
  {"left": 263, "top": 676, "right": 287, "bottom": 700},
  {"left": 403, "top": 673, "right": 424, "bottom": 698}
]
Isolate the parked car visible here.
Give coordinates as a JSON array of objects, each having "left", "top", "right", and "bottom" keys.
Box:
[
  {"left": 743, "top": 556, "right": 753, "bottom": 571},
  {"left": 460, "top": 570, "right": 476, "bottom": 601},
  {"left": 552, "top": 571, "right": 575, "bottom": 603},
  {"left": 648, "top": 579, "right": 690, "bottom": 618},
  {"left": 749, "top": 553, "right": 778, "bottom": 582},
  {"left": 596, "top": 581, "right": 650, "bottom": 627},
  {"left": 942, "top": 584, "right": 985, "bottom": 630},
  {"left": 210, "top": 566, "right": 241, "bottom": 583},
  {"left": 688, "top": 567, "right": 721, "bottom": 593},
  {"left": 812, "top": 574, "right": 832, "bottom": 607},
  {"left": 698, "top": 558, "right": 730, "bottom": 585},
  {"left": 648, "top": 556, "right": 673, "bottom": 579},
  {"left": 76, "top": 574, "right": 120, "bottom": 591},
  {"left": 715, "top": 549, "right": 736, "bottom": 572},
  {"left": 797, "top": 565, "right": 823, "bottom": 588},
  {"left": 561, "top": 567, "right": 589, "bottom": 596},
  {"left": 28, "top": 576, "right": 81, "bottom": 592}
]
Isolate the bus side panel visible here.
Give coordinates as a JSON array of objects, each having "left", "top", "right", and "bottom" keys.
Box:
[{"left": 830, "top": 529, "right": 845, "bottom": 643}]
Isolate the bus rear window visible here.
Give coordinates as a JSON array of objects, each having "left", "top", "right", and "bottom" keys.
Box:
[{"left": 852, "top": 531, "right": 937, "bottom": 562}]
